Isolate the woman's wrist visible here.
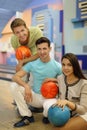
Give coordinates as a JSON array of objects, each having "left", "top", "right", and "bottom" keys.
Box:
[
  {"left": 66, "top": 101, "right": 77, "bottom": 111},
  {"left": 73, "top": 103, "right": 77, "bottom": 111}
]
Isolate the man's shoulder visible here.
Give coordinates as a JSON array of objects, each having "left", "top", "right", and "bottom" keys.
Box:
[
  {"left": 29, "top": 58, "right": 40, "bottom": 64},
  {"left": 29, "top": 26, "right": 43, "bottom": 44},
  {"left": 24, "top": 58, "right": 40, "bottom": 68},
  {"left": 11, "top": 35, "right": 19, "bottom": 48},
  {"left": 51, "top": 59, "right": 61, "bottom": 65},
  {"left": 11, "top": 34, "right": 18, "bottom": 44},
  {"left": 11, "top": 34, "right": 17, "bottom": 41},
  {"left": 29, "top": 26, "right": 42, "bottom": 33}
]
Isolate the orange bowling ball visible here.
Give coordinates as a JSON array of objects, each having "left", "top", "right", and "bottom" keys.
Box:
[
  {"left": 15, "top": 46, "right": 31, "bottom": 60},
  {"left": 41, "top": 81, "right": 59, "bottom": 98}
]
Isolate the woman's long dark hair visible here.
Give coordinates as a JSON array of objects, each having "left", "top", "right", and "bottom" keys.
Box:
[{"left": 61, "top": 53, "right": 86, "bottom": 79}]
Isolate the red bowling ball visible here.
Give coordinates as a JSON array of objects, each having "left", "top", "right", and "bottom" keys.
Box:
[
  {"left": 41, "top": 81, "right": 59, "bottom": 98},
  {"left": 15, "top": 46, "right": 31, "bottom": 60}
]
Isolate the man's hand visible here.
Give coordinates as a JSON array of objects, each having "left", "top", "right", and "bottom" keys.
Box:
[{"left": 24, "top": 85, "right": 32, "bottom": 102}]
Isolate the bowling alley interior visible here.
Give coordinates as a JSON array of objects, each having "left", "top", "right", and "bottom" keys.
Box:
[{"left": 0, "top": 0, "right": 87, "bottom": 130}]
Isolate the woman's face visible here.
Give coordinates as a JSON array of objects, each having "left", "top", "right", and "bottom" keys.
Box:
[{"left": 62, "top": 58, "right": 74, "bottom": 77}]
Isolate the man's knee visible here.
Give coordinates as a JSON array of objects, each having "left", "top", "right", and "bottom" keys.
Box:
[{"left": 10, "top": 82, "right": 18, "bottom": 93}]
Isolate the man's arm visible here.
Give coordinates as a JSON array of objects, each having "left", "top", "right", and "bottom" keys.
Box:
[
  {"left": 12, "top": 69, "right": 32, "bottom": 102},
  {"left": 12, "top": 69, "right": 27, "bottom": 86},
  {"left": 16, "top": 53, "right": 39, "bottom": 72},
  {"left": 22, "top": 53, "right": 39, "bottom": 64}
]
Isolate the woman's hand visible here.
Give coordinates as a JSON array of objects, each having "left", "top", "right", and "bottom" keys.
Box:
[
  {"left": 56, "top": 99, "right": 69, "bottom": 109},
  {"left": 55, "top": 99, "right": 76, "bottom": 110}
]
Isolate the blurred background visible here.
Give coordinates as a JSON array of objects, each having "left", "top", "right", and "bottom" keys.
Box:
[{"left": 0, "top": 0, "right": 87, "bottom": 81}]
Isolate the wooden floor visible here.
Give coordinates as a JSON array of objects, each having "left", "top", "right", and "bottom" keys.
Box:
[
  {"left": 0, "top": 80, "right": 54, "bottom": 130},
  {"left": 0, "top": 71, "right": 87, "bottom": 130}
]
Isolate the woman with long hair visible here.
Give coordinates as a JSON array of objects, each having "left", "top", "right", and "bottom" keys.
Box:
[{"left": 43, "top": 53, "right": 87, "bottom": 130}]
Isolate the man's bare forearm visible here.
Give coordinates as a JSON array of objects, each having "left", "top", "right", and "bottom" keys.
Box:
[
  {"left": 12, "top": 70, "right": 28, "bottom": 88},
  {"left": 23, "top": 53, "right": 39, "bottom": 64}
]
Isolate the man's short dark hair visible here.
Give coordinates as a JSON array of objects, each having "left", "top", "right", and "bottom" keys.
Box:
[{"left": 35, "top": 37, "right": 51, "bottom": 47}]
